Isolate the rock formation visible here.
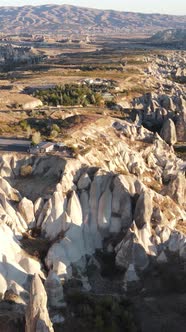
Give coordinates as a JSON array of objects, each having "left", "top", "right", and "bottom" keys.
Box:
[
  {"left": 160, "top": 118, "right": 177, "bottom": 145},
  {"left": 18, "top": 197, "right": 35, "bottom": 228},
  {"left": 0, "top": 104, "right": 184, "bottom": 330},
  {"left": 45, "top": 271, "right": 64, "bottom": 308},
  {"left": 25, "top": 274, "right": 54, "bottom": 332}
]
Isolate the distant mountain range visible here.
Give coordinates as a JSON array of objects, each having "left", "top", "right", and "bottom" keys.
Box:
[{"left": 0, "top": 4, "right": 185, "bottom": 35}]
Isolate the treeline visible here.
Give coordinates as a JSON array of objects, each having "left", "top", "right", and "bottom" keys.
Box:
[{"left": 33, "top": 84, "right": 102, "bottom": 107}]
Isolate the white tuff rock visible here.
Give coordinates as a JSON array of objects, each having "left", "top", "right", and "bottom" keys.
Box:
[{"left": 25, "top": 274, "right": 54, "bottom": 332}]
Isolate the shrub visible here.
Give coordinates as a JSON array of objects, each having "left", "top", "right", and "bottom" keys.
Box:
[
  {"left": 51, "top": 124, "right": 60, "bottom": 133},
  {"left": 31, "top": 131, "right": 41, "bottom": 145},
  {"left": 66, "top": 291, "right": 137, "bottom": 332},
  {"left": 20, "top": 120, "right": 28, "bottom": 130},
  {"left": 50, "top": 129, "right": 58, "bottom": 139},
  {"left": 20, "top": 165, "right": 32, "bottom": 177}
]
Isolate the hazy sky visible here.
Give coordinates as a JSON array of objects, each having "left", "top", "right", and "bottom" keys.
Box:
[{"left": 0, "top": 0, "right": 185, "bottom": 15}]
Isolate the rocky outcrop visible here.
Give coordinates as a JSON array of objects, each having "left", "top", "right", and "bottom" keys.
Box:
[
  {"left": 34, "top": 197, "right": 44, "bottom": 221},
  {"left": 134, "top": 190, "right": 153, "bottom": 229},
  {"left": 175, "top": 67, "right": 186, "bottom": 83},
  {"left": 132, "top": 52, "right": 186, "bottom": 143},
  {"left": 112, "top": 176, "right": 132, "bottom": 230},
  {"left": 45, "top": 271, "right": 64, "bottom": 308},
  {"left": 45, "top": 223, "right": 86, "bottom": 278},
  {"left": 22, "top": 98, "right": 43, "bottom": 110},
  {"left": 19, "top": 257, "right": 45, "bottom": 279},
  {"left": 98, "top": 181, "right": 112, "bottom": 233},
  {"left": 0, "top": 111, "right": 184, "bottom": 316},
  {"left": 40, "top": 187, "right": 67, "bottom": 240},
  {"left": 115, "top": 226, "right": 154, "bottom": 272},
  {"left": 26, "top": 274, "right": 54, "bottom": 332},
  {"left": 66, "top": 191, "right": 83, "bottom": 226},
  {"left": 0, "top": 177, "right": 21, "bottom": 201},
  {"left": 0, "top": 223, "right": 28, "bottom": 293},
  {"left": 0, "top": 192, "right": 27, "bottom": 236},
  {"left": 160, "top": 118, "right": 177, "bottom": 145},
  {"left": 25, "top": 124, "right": 185, "bottom": 283},
  {"left": 77, "top": 172, "right": 91, "bottom": 190},
  {"left": 18, "top": 197, "right": 35, "bottom": 228},
  {"left": 176, "top": 113, "right": 186, "bottom": 142},
  {"left": 165, "top": 173, "right": 186, "bottom": 207},
  {"left": 89, "top": 170, "right": 110, "bottom": 230},
  {"left": 151, "top": 29, "right": 186, "bottom": 43}
]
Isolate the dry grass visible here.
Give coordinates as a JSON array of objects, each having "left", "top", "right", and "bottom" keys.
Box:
[
  {"left": 0, "top": 91, "right": 41, "bottom": 110},
  {"left": 176, "top": 220, "right": 186, "bottom": 235}
]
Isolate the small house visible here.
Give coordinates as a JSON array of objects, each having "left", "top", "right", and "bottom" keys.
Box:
[
  {"left": 28, "top": 141, "right": 54, "bottom": 154},
  {"left": 39, "top": 142, "right": 54, "bottom": 153}
]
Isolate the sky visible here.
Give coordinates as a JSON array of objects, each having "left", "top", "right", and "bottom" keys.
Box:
[{"left": 0, "top": 0, "right": 185, "bottom": 15}]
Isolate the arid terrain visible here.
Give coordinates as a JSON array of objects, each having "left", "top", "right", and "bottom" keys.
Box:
[
  {"left": 0, "top": 4, "right": 186, "bottom": 35},
  {"left": 0, "top": 4, "right": 185, "bottom": 332}
]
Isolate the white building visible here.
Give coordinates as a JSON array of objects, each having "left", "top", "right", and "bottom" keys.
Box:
[{"left": 28, "top": 142, "right": 55, "bottom": 154}]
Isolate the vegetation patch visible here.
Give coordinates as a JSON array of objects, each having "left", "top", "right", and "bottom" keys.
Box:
[
  {"left": 20, "top": 231, "right": 51, "bottom": 261},
  {"left": 33, "top": 84, "right": 102, "bottom": 107},
  {"left": 60, "top": 292, "right": 137, "bottom": 332}
]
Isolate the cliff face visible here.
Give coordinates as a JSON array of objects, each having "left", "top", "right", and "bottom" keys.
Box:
[{"left": 0, "top": 115, "right": 185, "bottom": 329}]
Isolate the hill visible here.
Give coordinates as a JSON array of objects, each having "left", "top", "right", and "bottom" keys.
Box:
[
  {"left": 0, "top": 4, "right": 185, "bottom": 35},
  {"left": 150, "top": 28, "right": 186, "bottom": 42}
]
